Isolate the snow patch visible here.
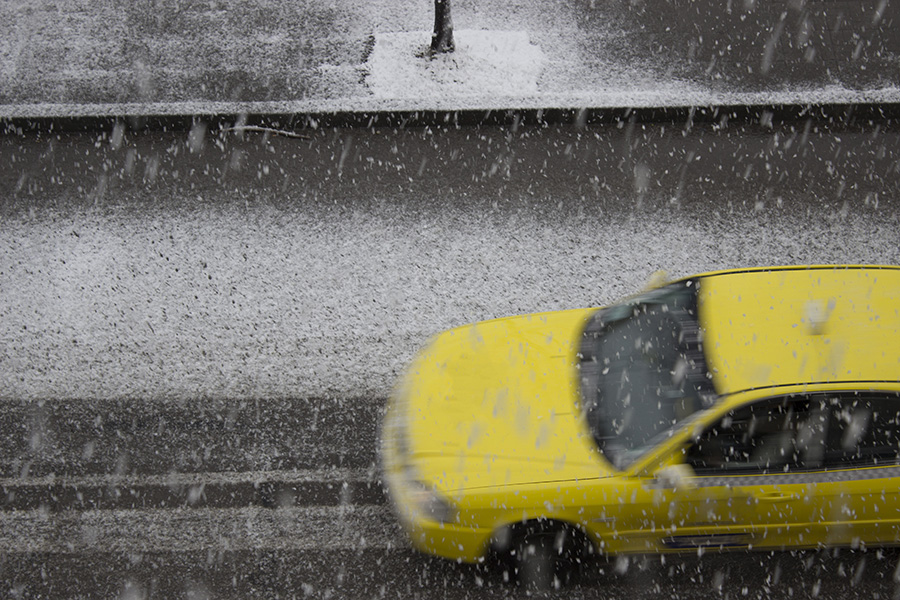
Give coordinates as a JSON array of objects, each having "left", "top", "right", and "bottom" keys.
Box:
[{"left": 366, "top": 30, "right": 544, "bottom": 99}]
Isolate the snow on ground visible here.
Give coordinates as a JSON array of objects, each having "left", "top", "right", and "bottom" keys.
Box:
[
  {"left": 366, "top": 30, "right": 544, "bottom": 98},
  {"left": 1, "top": 200, "right": 898, "bottom": 402}
]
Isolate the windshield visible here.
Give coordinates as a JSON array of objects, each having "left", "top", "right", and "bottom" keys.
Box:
[{"left": 579, "top": 280, "right": 717, "bottom": 469}]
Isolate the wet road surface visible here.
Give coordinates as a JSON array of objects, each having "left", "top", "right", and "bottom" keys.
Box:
[
  {"left": 4, "top": 396, "right": 900, "bottom": 599},
  {"left": 2, "top": 111, "right": 899, "bottom": 402}
]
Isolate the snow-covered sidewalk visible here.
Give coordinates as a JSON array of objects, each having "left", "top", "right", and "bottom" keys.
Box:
[{"left": 1, "top": 0, "right": 898, "bottom": 118}]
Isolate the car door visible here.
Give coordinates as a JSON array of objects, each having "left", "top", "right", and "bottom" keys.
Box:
[
  {"left": 584, "top": 394, "right": 825, "bottom": 553},
  {"left": 661, "top": 393, "right": 830, "bottom": 551},
  {"left": 813, "top": 391, "right": 900, "bottom": 547}
]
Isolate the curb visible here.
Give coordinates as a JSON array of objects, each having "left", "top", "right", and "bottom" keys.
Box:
[{"left": 3, "top": 103, "right": 900, "bottom": 134}]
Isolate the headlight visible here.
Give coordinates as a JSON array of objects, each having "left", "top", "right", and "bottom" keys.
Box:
[
  {"left": 383, "top": 379, "right": 457, "bottom": 525},
  {"left": 407, "top": 480, "right": 458, "bottom": 524}
]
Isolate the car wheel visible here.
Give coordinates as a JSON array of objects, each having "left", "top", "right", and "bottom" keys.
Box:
[
  {"left": 507, "top": 524, "right": 586, "bottom": 591},
  {"left": 516, "top": 532, "right": 561, "bottom": 591}
]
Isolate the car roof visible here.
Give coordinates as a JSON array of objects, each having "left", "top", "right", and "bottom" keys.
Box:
[{"left": 691, "top": 265, "right": 900, "bottom": 395}]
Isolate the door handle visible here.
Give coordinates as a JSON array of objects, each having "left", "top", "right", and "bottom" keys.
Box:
[{"left": 754, "top": 491, "right": 797, "bottom": 503}]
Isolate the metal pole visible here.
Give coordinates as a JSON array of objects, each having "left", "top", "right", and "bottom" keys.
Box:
[{"left": 431, "top": 0, "right": 454, "bottom": 54}]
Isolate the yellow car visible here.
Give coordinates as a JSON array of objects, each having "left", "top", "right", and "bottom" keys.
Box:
[{"left": 381, "top": 265, "right": 900, "bottom": 588}]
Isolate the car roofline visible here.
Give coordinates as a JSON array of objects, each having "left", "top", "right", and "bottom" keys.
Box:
[
  {"left": 710, "top": 379, "right": 900, "bottom": 399},
  {"left": 668, "top": 264, "right": 900, "bottom": 285}
]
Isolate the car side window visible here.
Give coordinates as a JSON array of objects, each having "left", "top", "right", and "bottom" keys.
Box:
[
  {"left": 823, "top": 392, "right": 900, "bottom": 468},
  {"left": 685, "top": 395, "right": 829, "bottom": 474}
]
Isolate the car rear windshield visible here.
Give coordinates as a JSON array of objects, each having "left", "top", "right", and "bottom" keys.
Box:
[{"left": 579, "top": 280, "right": 717, "bottom": 469}]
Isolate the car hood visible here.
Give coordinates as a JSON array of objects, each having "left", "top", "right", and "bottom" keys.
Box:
[{"left": 399, "top": 308, "right": 613, "bottom": 493}]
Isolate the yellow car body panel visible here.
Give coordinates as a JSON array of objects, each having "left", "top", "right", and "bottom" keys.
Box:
[
  {"left": 619, "top": 382, "right": 900, "bottom": 554},
  {"left": 403, "top": 308, "right": 608, "bottom": 494},
  {"left": 700, "top": 267, "right": 900, "bottom": 394},
  {"left": 382, "top": 265, "right": 900, "bottom": 563}
]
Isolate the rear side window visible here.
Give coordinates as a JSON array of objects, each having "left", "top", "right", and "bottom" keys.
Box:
[{"left": 824, "top": 392, "right": 900, "bottom": 468}]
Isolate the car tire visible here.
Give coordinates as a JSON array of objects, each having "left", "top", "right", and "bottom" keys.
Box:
[
  {"left": 516, "top": 532, "right": 561, "bottom": 591},
  {"left": 505, "top": 523, "right": 587, "bottom": 591}
]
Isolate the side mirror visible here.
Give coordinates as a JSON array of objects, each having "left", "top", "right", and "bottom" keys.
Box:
[
  {"left": 652, "top": 463, "right": 697, "bottom": 490},
  {"left": 644, "top": 269, "right": 670, "bottom": 290}
]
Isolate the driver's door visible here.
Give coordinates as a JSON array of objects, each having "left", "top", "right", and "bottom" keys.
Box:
[
  {"left": 658, "top": 393, "right": 829, "bottom": 550},
  {"left": 585, "top": 393, "right": 829, "bottom": 553}
]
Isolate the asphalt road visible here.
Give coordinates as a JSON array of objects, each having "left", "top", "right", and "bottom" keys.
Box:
[
  {"left": 4, "top": 396, "right": 900, "bottom": 600},
  {"left": 3, "top": 110, "right": 900, "bottom": 402},
  {"left": 2, "top": 113, "right": 900, "bottom": 598},
  {"left": 4, "top": 397, "right": 900, "bottom": 599}
]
